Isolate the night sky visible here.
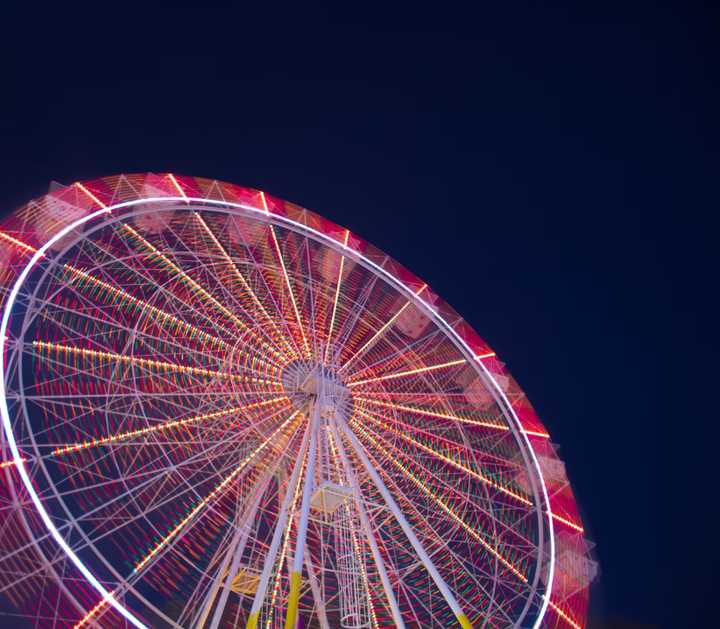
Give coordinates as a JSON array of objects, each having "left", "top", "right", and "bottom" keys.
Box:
[{"left": 1, "top": 3, "right": 716, "bottom": 628}]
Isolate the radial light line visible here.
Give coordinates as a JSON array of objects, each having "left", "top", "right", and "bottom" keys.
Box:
[
  {"left": 323, "top": 229, "right": 350, "bottom": 365},
  {"left": 358, "top": 395, "right": 550, "bottom": 438},
  {"left": 339, "top": 283, "right": 427, "bottom": 373},
  {"left": 0, "top": 456, "right": 27, "bottom": 469},
  {"left": 63, "top": 265, "right": 231, "bottom": 350},
  {"left": 52, "top": 398, "right": 289, "bottom": 456},
  {"left": 268, "top": 224, "right": 311, "bottom": 358},
  {"left": 0, "top": 230, "right": 39, "bottom": 255},
  {"left": 167, "top": 173, "right": 189, "bottom": 203},
  {"left": 359, "top": 406, "right": 585, "bottom": 531},
  {"left": 356, "top": 408, "right": 532, "bottom": 505},
  {"left": 33, "top": 340, "right": 280, "bottom": 387},
  {"left": 550, "top": 512, "right": 584, "bottom": 533},
  {"left": 193, "top": 211, "right": 298, "bottom": 359},
  {"left": 121, "top": 224, "right": 286, "bottom": 364},
  {"left": 548, "top": 600, "right": 582, "bottom": 629},
  {"left": 134, "top": 409, "right": 301, "bottom": 572},
  {"left": 352, "top": 420, "right": 528, "bottom": 583},
  {"left": 356, "top": 396, "right": 509, "bottom": 431},
  {"left": 74, "top": 182, "right": 107, "bottom": 209},
  {"left": 72, "top": 588, "right": 117, "bottom": 629},
  {"left": 354, "top": 414, "right": 540, "bottom": 553},
  {"left": 348, "top": 357, "right": 467, "bottom": 387},
  {"left": 0, "top": 231, "right": 233, "bottom": 352}
]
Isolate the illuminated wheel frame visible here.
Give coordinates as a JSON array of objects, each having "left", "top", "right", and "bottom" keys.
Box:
[{"left": 0, "top": 175, "right": 591, "bottom": 629}]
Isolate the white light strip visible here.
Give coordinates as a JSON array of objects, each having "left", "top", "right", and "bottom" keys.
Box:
[{"left": 0, "top": 189, "right": 554, "bottom": 628}]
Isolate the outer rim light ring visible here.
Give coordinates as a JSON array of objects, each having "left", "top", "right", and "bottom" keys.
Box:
[{"left": 0, "top": 193, "right": 554, "bottom": 628}]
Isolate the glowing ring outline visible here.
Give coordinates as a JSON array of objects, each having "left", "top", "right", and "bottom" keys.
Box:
[{"left": 0, "top": 194, "right": 554, "bottom": 628}]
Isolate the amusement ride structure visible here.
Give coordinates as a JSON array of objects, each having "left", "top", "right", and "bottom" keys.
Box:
[{"left": 0, "top": 174, "right": 596, "bottom": 628}]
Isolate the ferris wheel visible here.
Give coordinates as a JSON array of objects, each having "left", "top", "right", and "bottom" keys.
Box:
[{"left": 0, "top": 174, "right": 595, "bottom": 629}]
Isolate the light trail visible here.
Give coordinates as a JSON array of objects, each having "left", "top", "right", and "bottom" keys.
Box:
[
  {"left": 52, "top": 398, "right": 289, "bottom": 456},
  {"left": 0, "top": 457, "right": 27, "bottom": 469},
  {"left": 32, "top": 340, "right": 280, "bottom": 387},
  {"left": 0, "top": 231, "right": 39, "bottom": 255},
  {"left": 74, "top": 182, "right": 107, "bottom": 209},
  {"left": 121, "top": 224, "right": 286, "bottom": 364},
  {"left": 134, "top": 409, "right": 301, "bottom": 572},
  {"left": 268, "top": 224, "right": 311, "bottom": 358},
  {"left": 548, "top": 600, "right": 582, "bottom": 629},
  {"left": 192, "top": 212, "right": 297, "bottom": 359},
  {"left": 357, "top": 409, "right": 532, "bottom": 505},
  {"left": 324, "top": 229, "right": 350, "bottom": 365},
  {"left": 167, "top": 173, "right": 189, "bottom": 203},
  {"left": 356, "top": 396, "right": 550, "bottom": 438},
  {"left": 365, "top": 407, "right": 582, "bottom": 531},
  {"left": 339, "top": 284, "right": 427, "bottom": 373},
  {"left": 72, "top": 588, "right": 119, "bottom": 629},
  {"left": 0, "top": 230, "right": 233, "bottom": 351},
  {"left": 355, "top": 396, "right": 508, "bottom": 431},
  {"left": 352, "top": 421, "right": 528, "bottom": 583},
  {"left": 63, "top": 265, "right": 230, "bottom": 350},
  {"left": 348, "top": 358, "right": 467, "bottom": 387}
]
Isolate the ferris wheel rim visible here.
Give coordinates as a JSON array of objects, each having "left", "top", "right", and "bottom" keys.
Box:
[{"left": 0, "top": 189, "right": 556, "bottom": 629}]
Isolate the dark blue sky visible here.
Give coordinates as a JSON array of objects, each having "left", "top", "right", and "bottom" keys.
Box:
[{"left": 1, "top": 3, "right": 716, "bottom": 627}]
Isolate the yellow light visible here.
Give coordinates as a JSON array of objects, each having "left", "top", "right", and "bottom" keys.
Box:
[
  {"left": 269, "top": 224, "right": 311, "bottom": 358},
  {"left": 52, "top": 397, "right": 289, "bottom": 456},
  {"left": 121, "top": 224, "right": 286, "bottom": 364},
  {"left": 72, "top": 591, "right": 115, "bottom": 629},
  {"left": 166, "top": 173, "right": 189, "bottom": 203},
  {"left": 348, "top": 358, "right": 467, "bottom": 387},
  {"left": 193, "top": 212, "right": 297, "bottom": 359},
  {"left": 548, "top": 600, "right": 583, "bottom": 629},
  {"left": 64, "top": 265, "right": 230, "bottom": 350},
  {"left": 355, "top": 396, "right": 508, "bottom": 431},
  {"left": 0, "top": 457, "right": 27, "bottom": 469},
  {"left": 357, "top": 409, "right": 532, "bottom": 505},
  {"left": 324, "top": 229, "right": 350, "bottom": 365},
  {"left": 32, "top": 340, "right": 280, "bottom": 387},
  {"left": 74, "top": 182, "right": 108, "bottom": 209},
  {"left": 0, "top": 231, "right": 40, "bottom": 255}
]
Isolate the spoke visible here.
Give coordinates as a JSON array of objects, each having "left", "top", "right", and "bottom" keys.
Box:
[
  {"left": 337, "top": 416, "right": 475, "bottom": 629},
  {"left": 134, "top": 409, "right": 301, "bottom": 572},
  {"left": 245, "top": 426, "right": 310, "bottom": 629},
  {"left": 283, "top": 392, "right": 322, "bottom": 629},
  {"left": 356, "top": 408, "right": 532, "bottom": 506},
  {"left": 62, "top": 264, "right": 231, "bottom": 351},
  {"left": 326, "top": 423, "right": 407, "bottom": 629}
]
